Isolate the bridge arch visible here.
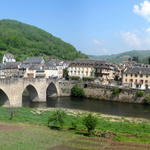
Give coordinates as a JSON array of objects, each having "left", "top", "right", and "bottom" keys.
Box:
[
  {"left": 22, "top": 84, "right": 39, "bottom": 103},
  {"left": 46, "top": 82, "right": 58, "bottom": 98},
  {"left": 0, "top": 89, "right": 10, "bottom": 106}
]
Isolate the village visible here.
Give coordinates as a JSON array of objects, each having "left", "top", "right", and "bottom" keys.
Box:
[{"left": 1, "top": 53, "right": 150, "bottom": 90}]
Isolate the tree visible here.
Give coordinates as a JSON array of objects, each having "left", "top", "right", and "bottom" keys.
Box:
[
  {"left": 71, "top": 84, "right": 85, "bottom": 97},
  {"left": 48, "top": 109, "right": 66, "bottom": 129},
  {"left": 63, "top": 69, "right": 69, "bottom": 80},
  {"left": 83, "top": 114, "right": 98, "bottom": 136}
]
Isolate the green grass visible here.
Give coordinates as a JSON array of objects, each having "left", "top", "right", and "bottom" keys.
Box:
[
  {"left": 115, "top": 134, "right": 150, "bottom": 144},
  {"left": 0, "top": 123, "right": 78, "bottom": 150},
  {"left": 0, "top": 107, "right": 150, "bottom": 145}
]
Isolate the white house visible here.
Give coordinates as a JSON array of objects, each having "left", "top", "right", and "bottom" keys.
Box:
[
  {"left": 2, "top": 53, "right": 16, "bottom": 64},
  {"left": 68, "top": 59, "right": 95, "bottom": 78}
]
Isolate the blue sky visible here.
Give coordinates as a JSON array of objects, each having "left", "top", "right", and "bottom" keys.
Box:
[{"left": 0, "top": 0, "right": 150, "bottom": 55}]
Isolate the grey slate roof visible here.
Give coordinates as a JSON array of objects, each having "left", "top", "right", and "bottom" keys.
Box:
[
  {"left": 23, "top": 57, "right": 45, "bottom": 64},
  {"left": 69, "top": 59, "right": 112, "bottom": 69},
  {"left": 0, "top": 62, "right": 20, "bottom": 70},
  {"left": 4, "top": 53, "right": 15, "bottom": 59},
  {"left": 44, "top": 62, "right": 57, "bottom": 70},
  {"left": 28, "top": 64, "right": 44, "bottom": 71},
  {"left": 125, "top": 67, "right": 150, "bottom": 75}
]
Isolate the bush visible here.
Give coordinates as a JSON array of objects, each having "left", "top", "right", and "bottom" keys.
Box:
[
  {"left": 83, "top": 113, "right": 98, "bottom": 136},
  {"left": 145, "top": 94, "right": 150, "bottom": 104},
  {"left": 69, "top": 76, "right": 80, "bottom": 81},
  {"left": 112, "top": 87, "right": 120, "bottom": 96},
  {"left": 71, "top": 84, "right": 85, "bottom": 97},
  {"left": 82, "top": 77, "right": 95, "bottom": 81},
  {"left": 136, "top": 91, "right": 144, "bottom": 97},
  {"left": 71, "top": 120, "right": 78, "bottom": 130},
  {"left": 99, "top": 130, "right": 109, "bottom": 137},
  {"left": 48, "top": 109, "right": 66, "bottom": 129}
]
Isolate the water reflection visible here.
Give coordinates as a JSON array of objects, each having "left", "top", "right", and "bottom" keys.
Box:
[{"left": 22, "top": 96, "right": 150, "bottom": 119}]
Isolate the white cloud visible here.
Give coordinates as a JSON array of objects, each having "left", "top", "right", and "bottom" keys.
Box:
[
  {"left": 92, "top": 39, "right": 103, "bottom": 46},
  {"left": 145, "top": 27, "right": 150, "bottom": 35},
  {"left": 121, "top": 32, "right": 141, "bottom": 48},
  {"left": 133, "top": 0, "right": 150, "bottom": 21}
]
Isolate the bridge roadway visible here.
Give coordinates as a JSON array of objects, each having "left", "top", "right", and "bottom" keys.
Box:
[{"left": 0, "top": 78, "right": 61, "bottom": 107}]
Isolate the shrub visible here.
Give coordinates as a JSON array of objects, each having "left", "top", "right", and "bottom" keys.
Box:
[
  {"left": 83, "top": 113, "right": 98, "bottom": 136},
  {"left": 71, "top": 84, "right": 85, "bottom": 97},
  {"left": 82, "top": 77, "right": 95, "bottom": 81},
  {"left": 69, "top": 76, "right": 80, "bottom": 81},
  {"left": 112, "top": 87, "right": 120, "bottom": 96},
  {"left": 145, "top": 94, "right": 150, "bottom": 104},
  {"left": 136, "top": 91, "right": 144, "bottom": 97},
  {"left": 99, "top": 130, "right": 109, "bottom": 137},
  {"left": 71, "top": 120, "right": 78, "bottom": 130},
  {"left": 48, "top": 109, "right": 66, "bottom": 129}
]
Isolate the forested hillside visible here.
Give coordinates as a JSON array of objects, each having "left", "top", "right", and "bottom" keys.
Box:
[
  {"left": 0, "top": 19, "right": 88, "bottom": 61},
  {"left": 89, "top": 50, "right": 150, "bottom": 63}
]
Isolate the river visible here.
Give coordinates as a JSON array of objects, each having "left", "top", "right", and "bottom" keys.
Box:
[{"left": 22, "top": 96, "right": 150, "bottom": 119}]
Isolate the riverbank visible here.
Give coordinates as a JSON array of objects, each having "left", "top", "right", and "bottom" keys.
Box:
[
  {"left": 36, "top": 107, "right": 150, "bottom": 123},
  {"left": 0, "top": 107, "right": 150, "bottom": 135},
  {"left": 0, "top": 107, "right": 150, "bottom": 148}
]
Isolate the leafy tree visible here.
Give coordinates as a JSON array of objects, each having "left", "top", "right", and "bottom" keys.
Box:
[
  {"left": 83, "top": 114, "right": 98, "bottom": 136},
  {"left": 71, "top": 84, "right": 85, "bottom": 97},
  {"left": 48, "top": 109, "right": 66, "bottom": 129},
  {"left": 63, "top": 69, "right": 69, "bottom": 80},
  {"left": 112, "top": 87, "right": 120, "bottom": 96}
]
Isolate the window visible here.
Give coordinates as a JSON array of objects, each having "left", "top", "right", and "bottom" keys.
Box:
[
  {"left": 126, "top": 74, "right": 128, "bottom": 77},
  {"left": 140, "top": 74, "right": 143, "bottom": 78},
  {"left": 146, "top": 75, "right": 148, "bottom": 78},
  {"left": 135, "top": 74, "right": 137, "bottom": 77},
  {"left": 131, "top": 74, "right": 133, "bottom": 77},
  {"left": 125, "top": 79, "right": 127, "bottom": 82},
  {"left": 145, "top": 80, "right": 148, "bottom": 83},
  {"left": 130, "top": 79, "right": 133, "bottom": 82}
]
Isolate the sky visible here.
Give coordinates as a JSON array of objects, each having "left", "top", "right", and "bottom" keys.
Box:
[{"left": 1, "top": 0, "right": 150, "bottom": 55}]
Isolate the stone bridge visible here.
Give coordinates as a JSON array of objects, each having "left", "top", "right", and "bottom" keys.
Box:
[{"left": 0, "top": 78, "right": 64, "bottom": 107}]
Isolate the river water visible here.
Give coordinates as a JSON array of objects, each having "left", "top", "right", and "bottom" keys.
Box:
[{"left": 22, "top": 96, "right": 150, "bottom": 119}]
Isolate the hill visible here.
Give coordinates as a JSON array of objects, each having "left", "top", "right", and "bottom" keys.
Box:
[
  {"left": 0, "top": 19, "right": 88, "bottom": 61},
  {"left": 89, "top": 50, "right": 150, "bottom": 63}
]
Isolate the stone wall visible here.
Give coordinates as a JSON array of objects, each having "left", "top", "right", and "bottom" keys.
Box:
[
  {"left": 59, "top": 81, "right": 149, "bottom": 104},
  {"left": 84, "top": 84, "right": 149, "bottom": 103}
]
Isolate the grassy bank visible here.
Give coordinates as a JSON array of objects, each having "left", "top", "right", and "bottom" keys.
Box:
[{"left": 1, "top": 107, "right": 150, "bottom": 145}]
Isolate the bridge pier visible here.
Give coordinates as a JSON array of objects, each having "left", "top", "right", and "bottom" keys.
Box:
[
  {"left": 38, "top": 89, "right": 47, "bottom": 102},
  {"left": 9, "top": 94, "right": 22, "bottom": 107}
]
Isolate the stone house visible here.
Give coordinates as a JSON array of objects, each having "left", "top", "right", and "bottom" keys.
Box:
[
  {"left": 20, "top": 57, "right": 45, "bottom": 78},
  {"left": 68, "top": 59, "right": 95, "bottom": 78},
  {"left": 0, "top": 62, "right": 21, "bottom": 78},
  {"left": 44, "top": 60, "right": 63, "bottom": 78},
  {"left": 24, "top": 65, "right": 45, "bottom": 78},
  {"left": 94, "top": 61, "right": 115, "bottom": 84},
  {"left": 122, "top": 66, "right": 150, "bottom": 89}
]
